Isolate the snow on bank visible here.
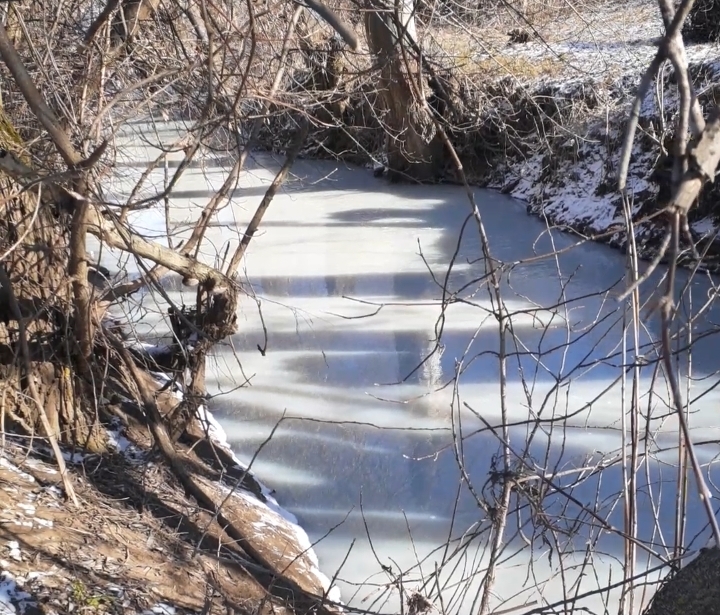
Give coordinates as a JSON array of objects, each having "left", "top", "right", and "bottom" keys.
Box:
[
  {"left": 101, "top": 370, "right": 342, "bottom": 605},
  {"left": 193, "top": 404, "right": 342, "bottom": 604},
  {"left": 0, "top": 565, "right": 180, "bottom": 615},
  {"left": 424, "top": 0, "right": 720, "bottom": 253},
  {"left": 0, "top": 571, "right": 33, "bottom": 615},
  {"left": 486, "top": 50, "right": 720, "bottom": 254},
  {"left": 0, "top": 453, "right": 58, "bottom": 531},
  {"left": 507, "top": 145, "right": 652, "bottom": 236}
]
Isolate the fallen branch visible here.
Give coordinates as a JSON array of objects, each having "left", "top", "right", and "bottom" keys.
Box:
[{"left": 110, "top": 333, "right": 340, "bottom": 615}]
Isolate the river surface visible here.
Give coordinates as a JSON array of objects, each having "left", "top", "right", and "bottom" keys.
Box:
[{"left": 101, "top": 121, "right": 720, "bottom": 615}]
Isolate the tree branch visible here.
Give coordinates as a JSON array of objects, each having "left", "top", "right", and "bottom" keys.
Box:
[
  {"left": 671, "top": 107, "right": 720, "bottom": 214},
  {"left": 0, "top": 23, "right": 82, "bottom": 167},
  {"left": 226, "top": 119, "right": 308, "bottom": 278},
  {"left": 84, "top": 201, "right": 234, "bottom": 291},
  {"left": 0, "top": 152, "right": 232, "bottom": 292}
]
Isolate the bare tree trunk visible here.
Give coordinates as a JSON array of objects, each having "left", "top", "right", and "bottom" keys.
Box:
[
  {"left": 364, "top": 0, "right": 442, "bottom": 181},
  {"left": 4, "top": 5, "right": 21, "bottom": 47},
  {"left": 643, "top": 547, "right": 720, "bottom": 615},
  {"left": 0, "top": 130, "right": 107, "bottom": 453},
  {"left": 110, "top": 0, "right": 162, "bottom": 51}
]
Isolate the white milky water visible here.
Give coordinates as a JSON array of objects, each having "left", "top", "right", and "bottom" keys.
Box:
[{"left": 98, "top": 120, "right": 720, "bottom": 615}]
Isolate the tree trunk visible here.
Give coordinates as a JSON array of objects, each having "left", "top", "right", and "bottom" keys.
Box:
[
  {"left": 364, "top": 0, "right": 442, "bottom": 181},
  {"left": 643, "top": 547, "right": 720, "bottom": 615},
  {"left": 111, "top": 0, "right": 162, "bottom": 51},
  {"left": 0, "top": 110, "right": 107, "bottom": 453}
]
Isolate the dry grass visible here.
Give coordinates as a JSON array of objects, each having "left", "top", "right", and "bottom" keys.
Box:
[
  {"left": 415, "top": 0, "right": 663, "bottom": 87},
  {"left": 463, "top": 52, "right": 566, "bottom": 79}
]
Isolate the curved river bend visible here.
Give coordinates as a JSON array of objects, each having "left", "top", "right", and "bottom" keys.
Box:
[{"left": 104, "top": 121, "right": 720, "bottom": 615}]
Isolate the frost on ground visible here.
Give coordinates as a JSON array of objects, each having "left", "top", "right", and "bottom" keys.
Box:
[
  {"left": 426, "top": 0, "right": 720, "bottom": 261},
  {"left": 491, "top": 42, "right": 720, "bottom": 261}
]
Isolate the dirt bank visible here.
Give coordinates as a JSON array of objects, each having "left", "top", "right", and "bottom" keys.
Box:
[{"left": 0, "top": 366, "right": 341, "bottom": 615}]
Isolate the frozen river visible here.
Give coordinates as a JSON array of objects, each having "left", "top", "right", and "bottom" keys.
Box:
[{"left": 103, "top": 121, "right": 720, "bottom": 615}]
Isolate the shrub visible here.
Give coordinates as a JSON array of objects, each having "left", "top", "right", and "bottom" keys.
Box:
[{"left": 683, "top": 0, "right": 720, "bottom": 43}]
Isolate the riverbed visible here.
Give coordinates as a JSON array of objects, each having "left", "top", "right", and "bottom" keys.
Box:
[{"left": 102, "top": 120, "right": 720, "bottom": 615}]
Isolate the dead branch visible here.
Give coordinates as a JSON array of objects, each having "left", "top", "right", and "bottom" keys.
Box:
[
  {"left": 226, "top": 118, "right": 309, "bottom": 278},
  {"left": 85, "top": 203, "right": 234, "bottom": 291},
  {"left": 300, "top": 0, "right": 359, "bottom": 50},
  {"left": 0, "top": 149, "right": 233, "bottom": 290}
]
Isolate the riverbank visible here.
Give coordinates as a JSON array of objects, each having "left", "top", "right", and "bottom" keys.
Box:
[
  {"left": 270, "top": 0, "right": 720, "bottom": 267},
  {"left": 482, "top": 41, "right": 720, "bottom": 268},
  {"left": 0, "top": 372, "right": 341, "bottom": 615},
  {"left": 450, "top": 6, "right": 720, "bottom": 266}
]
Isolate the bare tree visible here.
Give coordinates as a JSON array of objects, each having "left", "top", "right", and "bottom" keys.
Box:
[
  {"left": 364, "top": 0, "right": 444, "bottom": 180},
  {"left": 0, "top": 0, "right": 359, "bottom": 609}
]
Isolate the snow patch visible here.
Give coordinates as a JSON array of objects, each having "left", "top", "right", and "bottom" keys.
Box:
[
  {"left": 149, "top": 371, "right": 184, "bottom": 401},
  {"left": 192, "top": 406, "right": 298, "bottom": 521},
  {"left": 142, "top": 604, "right": 176, "bottom": 615},
  {"left": 106, "top": 424, "right": 146, "bottom": 464},
  {"left": 22, "top": 459, "right": 58, "bottom": 475},
  {"left": 224, "top": 486, "right": 341, "bottom": 604},
  {"left": 692, "top": 217, "right": 718, "bottom": 238},
  {"left": 4, "top": 544, "right": 20, "bottom": 563},
  {"left": 171, "top": 397, "right": 342, "bottom": 603},
  {"left": 60, "top": 450, "right": 86, "bottom": 465},
  {"left": 0, "top": 458, "right": 34, "bottom": 483},
  {"left": 139, "top": 342, "right": 173, "bottom": 358},
  {"left": 0, "top": 572, "right": 34, "bottom": 615},
  {"left": 16, "top": 504, "right": 35, "bottom": 516}
]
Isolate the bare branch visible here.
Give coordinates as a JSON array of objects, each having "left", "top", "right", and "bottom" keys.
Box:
[
  {"left": 0, "top": 23, "right": 82, "bottom": 167},
  {"left": 672, "top": 108, "right": 720, "bottom": 214},
  {"left": 84, "top": 201, "right": 233, "bottom": 290}
]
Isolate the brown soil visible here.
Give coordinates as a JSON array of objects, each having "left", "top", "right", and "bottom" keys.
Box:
[{"left": 0, "top": 392, "right": 336, "bottom": 615}]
